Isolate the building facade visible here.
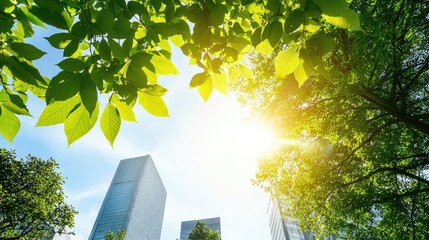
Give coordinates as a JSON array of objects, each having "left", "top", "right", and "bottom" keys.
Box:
[
  {"left": 180, "top": 217, "right": 221, "bottom": 240},
  {"left": 267, "top": 199, "right": 312, "bottom": 240},
  {"left": 88, "top": 155, "right": 167, "bottom": 240}
]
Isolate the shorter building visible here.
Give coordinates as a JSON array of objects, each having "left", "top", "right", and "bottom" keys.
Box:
[{"left": 180, "top": 217, "right": 221, "bottom": 240}]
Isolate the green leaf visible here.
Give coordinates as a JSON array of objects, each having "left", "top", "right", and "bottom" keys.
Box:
[
  {"left": 36, "top": 96, "right": 80, "bottom": 126},
  {"left": 152, "top": 22, "right": 175, "bottom": 37},
  {"left": 98, "top": 39, "right": 111, "bottom": 61},
  {"left": 0, "top": 106, "right": 20, "bottom": 142},
  {"left": 108, "top": 38, "right": 128, "bottom": 61},
  {"left": 190, "top": 72, "right": 207, "bottom": 87},
  {"left": 112, "top": 96, "right": 136, "bottom": 122},
  {"left": 284, "top": 9, "right": 305, "bottom": 33},
  {"left": 314, "top": 0, "right": 361, "bottom": 30},
  {"left": 29, "top": 7, "right": 69, "bottom": 30},
  {"left": 1, "top": 93, "right": 31, "bottom": 116},
  {"left": 46, "top": 72, "right": 81, "bottom": 103},
  {"left": 266, "top": 21, "right": 283, "bottom": 47},
  {"left": 198, "top": 77, "right": 213, "bottom": 102},
  {"left": 150, "top": 0, "right": 162, "bottom": 12},
  {"left": 57, "top": 58, "right": 86, "bottom": 72},
  {"left": 137, "top": 91, "right": 169, "bottom": 117},
  {"left": 146, "top": 84, "right": 168, "bottom": 97},
  {"left": 71, "top": 21, "right": 88, "bottom": 40},
  {"left": 294, "top": 59, "right": 313, "bottom": 86},
  {"left": 275, "top": 46, "right": 300, "bottom": 79},
  {"left": 322, "top": 14, "right": 361, "bottom": 31},
  {"left": 6, "top": 56, "right": 44, "bottom": 86},
  {"left": 20, "top": 6, "right": 46, "bottom": 28},
  {"left": 95, "top": 9, "right": 115, "bottom": 33},
  {"left": 8, "top": 42, "right": 46, "bottom": 61},
  {"left": 63, "top": 39, "right": 79, "bottom": 57},
  {"left": 64, "top": 102, "right": 99, "bottom": 146},
  {"left": 80, "top": 76, "right": 98, "bottom": 115},
  {"left": 212, "top": 72, "right": 228, "bottom": 95},
  {"left": 45, "top": 33, "right": 71, "bottom": 49},
  {"left": 126, "top": 61, "right": 148, "bottom": 88},
  {"left": 209, "top": 5, "right": 227, "bottom": 26},
  {"left": 151, "top": 54, "right": 178, "bottom": 75},
  {"left": 255, "top": 39, "right": 274, "bottom": 56},
  {"left": 100, "top": 103, "right": 121, "bottom": 146},
  {"left": 228, "top": 37, "right": 251, "bottom": 52}
]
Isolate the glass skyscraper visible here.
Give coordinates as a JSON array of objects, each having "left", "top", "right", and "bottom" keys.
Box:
[
  {"left": 179, "top": 217, "right": 221, "bottom": 240},
  {"left": 267, "top": 199, "right": 312, "bottom": 240},
  {"left": 88, "top": 155, "right": 167, "bottom": 240}
]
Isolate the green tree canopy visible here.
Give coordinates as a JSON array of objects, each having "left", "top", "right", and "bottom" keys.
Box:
[
  {"left": 103, "top": 230, "right": 125, "bottom": 240},
  {"left": 188, "top": 221, "right": 221, "bottom": 240},
  {"left": 0, "top": 0, "right": 361, "bottom": 145},
  {"left": 230, "top": 0, "right": 429, "bottom": 238},
  {"left": 0, "top": 148, "right": 76, "bottom": 240}
]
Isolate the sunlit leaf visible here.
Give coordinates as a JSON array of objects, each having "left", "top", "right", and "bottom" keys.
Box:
[
  {"left": 212, "top": 72, "right": 228, "bottom": 95},
  {"left": 322, "top": 14, "right": 361, "bottom": 31},
  {"left": 64, "top": 102, "right": 99, "bottom": 146},
  {"left": 112, "top": 96, "right": 136, "bottom": 122},
  {"left": 0, "top": 106, "right": 20, "bottom": 142},
  {"left": 198, "top": 78, "right": 213, "bottom": 102},
  {"left": 275, "top": 46, "right": 300, "bottom": 79},
  {"left": 190, "top": 72, "right": 207, "bottom": 87},
  {"left": 36, "top": 96, "right": 80, "bottom": 126},
  {"left": 137, "top": 91, "right": 169, "bottom": 117},
  {"left": 294, "top": 59, "right": 313, "bottom": 86},
  {"left": 100, "top": 103, "right": 121, "bottom": 146},
  {"left": 255, "top": 39, "right": 273, "bottom": 56},
  {"left": 151, "top": 54, "right": 178, "bottom": 75}
]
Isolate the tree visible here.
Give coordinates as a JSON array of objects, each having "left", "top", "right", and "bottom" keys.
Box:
[
  {"left": 231, "top": 0, "right": 429, "bottom": 239},
  {"left": 0, "top": 148, "right": 77, "bottom": 240},
  {"left": 0, "top": 0, "right": 361, "bottom": 145},
  {"left": 188, "top": 221, "right": 220, "bottom": 240},
  {"left": 104, "top": 230, "right": 125, "bottom": 240}
]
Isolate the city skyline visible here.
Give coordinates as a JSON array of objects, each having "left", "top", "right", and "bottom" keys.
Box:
[{"left": 89, "top": 156, "right": 167, "bottom": 240}]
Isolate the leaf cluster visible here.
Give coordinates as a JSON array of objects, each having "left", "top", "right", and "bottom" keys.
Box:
[
  {"left": 232, "top": 0, "right": 429, "bottom": 238},
  {"left": 188, "top": 221, "right": 221, "bottom": 240},
  {"left": 0, "top": 148, "right": 76, "bottom": 240},
  {"left": 0, "top": 0, "right": 361, "bottom": 145},
  {"left": 103, "top": 230, "right": 125, "bottom": 240}
]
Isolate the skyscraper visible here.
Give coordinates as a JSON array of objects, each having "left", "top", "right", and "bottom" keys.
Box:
[
  {"left": 180, "top": 217, "right": 221, "bottom": 240},
  {"left": 267, "top": 199, "right": 311, "bottom": 240},
  {"left": 89, "top": 155, "right": 167, "bottom": 240}
]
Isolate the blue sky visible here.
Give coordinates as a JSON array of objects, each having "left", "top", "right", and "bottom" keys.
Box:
[{"left": 1, "top": 28, "right": 274, "bottom": 239}]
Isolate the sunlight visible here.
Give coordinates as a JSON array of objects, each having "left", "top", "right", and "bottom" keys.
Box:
[{"left": 238, "top": 121, "right": 278, "bottom": 157}]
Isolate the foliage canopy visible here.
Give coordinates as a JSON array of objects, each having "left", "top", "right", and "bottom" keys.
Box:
[
  {"left": 229, "top": 0, "right": 429, "bottom": 238},
  {"left": 0, "top": 148, "right": 76, "bottom": 239},
  {"left": 103, "top": 230, "right": 125, "bottom": 240},
  {"left": 188, "top": 221, "right": 221, "bottom": 240},
  {"left": 0, "top": 0, "right": 361, "bottom": 145}
]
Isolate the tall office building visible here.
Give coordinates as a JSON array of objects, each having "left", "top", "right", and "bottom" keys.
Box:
[
  {"left": 267, "top": 199, "right": 312, "bottom": 240},
  {"left": 180, "top": 217, "right": 221, "bottom": 240},
  {"left": 89, "top": 155, "right": 167, "bottom": 240}
]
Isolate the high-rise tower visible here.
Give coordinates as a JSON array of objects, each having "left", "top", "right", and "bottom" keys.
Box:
[
  {"left": 89, "top": 155, "right": 167, "bottom": 240},
  {"left": 267, "top": 199, "right": 311, "bottom": 240}
]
